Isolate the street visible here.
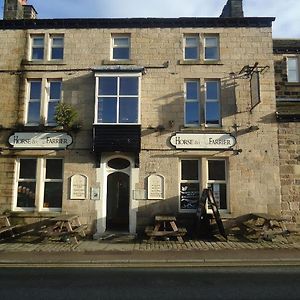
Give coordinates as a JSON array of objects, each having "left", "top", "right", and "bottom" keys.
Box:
[{"left": 0, "top": 266, "right": 300, "bottom": 299}]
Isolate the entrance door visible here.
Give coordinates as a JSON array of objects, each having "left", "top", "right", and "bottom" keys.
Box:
[{"left": 106, "top": 172, "right": 130, "bottom": 231}]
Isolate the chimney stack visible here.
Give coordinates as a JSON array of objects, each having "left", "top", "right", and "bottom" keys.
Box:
[
  {"left": 220, "top": 0, "right": 244, "bottom": 18},
  {"left": 3, "top": 0, "right": 37, "bottom": 20}
]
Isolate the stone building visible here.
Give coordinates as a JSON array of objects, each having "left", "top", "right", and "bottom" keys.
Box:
[
  {"left": 274, "top": 39, "right": 300, "bottom": 229},
  {"left": 0, "top": 0, "right": 282, "bottom": 236}
]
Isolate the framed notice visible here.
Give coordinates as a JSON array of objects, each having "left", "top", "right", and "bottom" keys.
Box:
[{"left": 70, "top": 174, "right": 88, "bottom": 200}]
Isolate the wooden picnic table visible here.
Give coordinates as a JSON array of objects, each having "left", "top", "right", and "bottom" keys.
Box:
[
  {"left": 145, "top": 215, "right": 187, "bottom": 243},
  {"left": 0, "top": 215, "right": 17, "bottom": 238},
  {"left": 40, "top": 214, "right": 87, "bottom": 244}
]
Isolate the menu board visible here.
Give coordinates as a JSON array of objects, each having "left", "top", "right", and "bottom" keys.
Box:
[{"left": 180, "top": 183, "right": 199, "bottom": 210}]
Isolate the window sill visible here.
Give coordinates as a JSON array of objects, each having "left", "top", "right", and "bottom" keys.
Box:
[
  {"left": 179, "top": 126, "right": 224, "bottom": 132},
  {"left": 21, "top": 60, "right": 66, "bottom": 66},
  {"left": 285, "top": 82, "right": 300, "bottom": 86},
  {"left": 102, "top": 59, "right": 138, "bottom": 65},
  {"left": 178, "top": 59, "right": 223, "bottom": 65}
]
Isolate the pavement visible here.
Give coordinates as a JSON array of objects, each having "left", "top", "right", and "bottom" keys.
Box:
[{"left": 1, "top": 233, "right": 300, "bottom": 267}]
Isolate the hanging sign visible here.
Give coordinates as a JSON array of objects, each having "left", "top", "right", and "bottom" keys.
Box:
[
  {"left": 170, "top": 133, "right": 236, "bottom": 150},
  {"left": 8, "top": 132, "right": 73, "bottom": 149}
]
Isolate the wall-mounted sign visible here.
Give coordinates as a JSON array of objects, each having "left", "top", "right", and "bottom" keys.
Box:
[
  {"left": 8, "top": 132, "right": 72, "bottom": 149},
  {"left": 147, "top": 174, "right": 165, "bottom": 200},
  {"left": 170, "top": 133, "right": 236, "bottom": 150},
  {"left": 70, "top": 174, "right": 88, "bottom": 200},
  {"left": 90, "top": 187, "right": 100, "bottom": 200}
]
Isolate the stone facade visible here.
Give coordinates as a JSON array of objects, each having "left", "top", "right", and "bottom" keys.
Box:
[{"left": 0, "top": 10, "right": 284, "bottom": 235}]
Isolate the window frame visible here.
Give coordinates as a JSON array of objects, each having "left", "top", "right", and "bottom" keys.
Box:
[
  {"left": 14, "top": 158, "right": 64, "bottom": 212},
  {"left": 111, "top": 34, "right": 131, "bottom": 61},
  {"left": 287, "top": 56, "right": 300, "bottom": 83},
  {"left": 30, "top": 34, "right": 45, "bottom": 61},
  {"left": 45, "top": 79, "right": 62, "bottom": 126},
  {"left": 49, "top": 34, "right": 64, "bottom": 61},
  {"left": 184, "top": 79, "right": 200, "bottom": 126},
  {"left": 204, "top": 35, "right": 220, "bottom": 61},
  {"left": 183, "top": 34, "right": 200, "bottom": 61},
  {"left": 204, "top": 79, "right": 221, "bottom": 127},
  {"left": 94, "top": 73, "right": 141, "bottom": 125},
  {"left": 26, "top": 79, "right": 42, "bottom": 126}
]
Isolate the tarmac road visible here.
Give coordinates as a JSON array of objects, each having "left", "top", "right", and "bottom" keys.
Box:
[{"left": 1, "top": 266, "right": 300, "bottom": 300}]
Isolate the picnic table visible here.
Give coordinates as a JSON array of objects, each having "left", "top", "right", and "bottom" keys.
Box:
[
  {"left": 145, "top": 215, "right": 187, "bottom": 243},
  {"left": 40, "top": 214, "right": 87, "bottom": 244},
  {"left": 0, "top": 215, "right": 16, "bottom": 238}
]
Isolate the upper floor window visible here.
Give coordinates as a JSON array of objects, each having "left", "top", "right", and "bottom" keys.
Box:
[
  {"left": 204, "top": 35, "right": 219, "bottom": 61},
  {"left": 50, "top": 35, "right": 64, "bottom": 60},
  {"left": 31, "top": 35, "right": 44, "bottom": 60},
  {"left": 184, "top": 80, "right": 200, "bottom": 126},
  {"left": 26, "top": 78, "right": 62, "bottom": 126},
  {"left": 205, "top": 80, "right": 220, "bottom": 126},
  {"left": 184, "top": 35, "right": 199, "bottom": 60},
  {"left": 95, "top": 75, "right": 140, "bottom": 124},
  {"left": 111, "top": 35, "right": 130, "bottom": 60},
  {"left": 287, "top": 56, "right": 299, "bottom": 83},
  {"left": 29, "top": 34, "right": 64, "bottom": 61}
]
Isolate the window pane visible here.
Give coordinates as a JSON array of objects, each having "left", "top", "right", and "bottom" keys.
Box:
[
  {"left": 208, "top": 183, "right": 227, "bottom": 209},
  {"left": 32, "top": 48, "right": 44, "bottom": 60},
  {"left": 46, "top": 159, "right": 63, "bottom": 179},
  {"left": 119, "top": 97, "right": 138, "bottom": 123},
  {"left": 113, "top": 37, "right": 129, "bottom": 47},
  {"left": 186, "top": 81, "right": 198, "bottom": 99},
  {"left": 51, "top": 48, "right": 64, "bottom": 60},
  {"left": 52, "top": 37, "right": 64, "bottom": 47},
  {"left": 30, "top": 81, "right": 42, "bottom": 99},
  {"left": 98, "top": 97, "right": 117, "bottom": 123},
  {"left": 108, "top": 158, "right": 130, "bottom": 169},
  {"left": 206, "top": 81, "right": 219, "bottom": 99},
  {"left": 186, "top": 37, "right": 198, "bottom": 47},
  {"left": 180, "top": 183, "right": 199, "bottom": 210},
  {"left": 44, "top": 182, "right": 62, "bottom": 208},
  {"left": 17, "top": 182, "right": 36, "bottom": 208},
  {"left": 19, "top": 159, "right": 36, "bottom": 179},
  {"left": 113, "top": 48, "right": 129, "bottom": 60},
  {"left": 99, "top": 77, "right": 117, "bottom": 95},
  {"left": 185, "top": 102, "right": 199, "bottom": 125},
  {"left": 208, "top": 160, "right": 225, "bottom": 180},
  {"left": 49, "top": 81, "right": 62, "bottom": 99},
  {"left": 181, "top": 160, "right": 198, "bottom": 180},
  {"left": 205, "top": 37, "right": 217, "bottom": 47},
  {"left": 28, "top": 102, "right": 41, "bottom": 123},
  {"left": 47, "top": 102, "right": 58, "bottom": 123},
  {"left": 120, "top": 77, "right": 138, "bottom": 95},
  {"left": 206, "top": 102, "right": 220, "bottom": 125},
  {"left": 205, "top": 47, "right": 218, "bottom": 60},
  {"left": 185, "top": 47, "right": 198, "bottom": 60},
  {"left": 33, "top": 37, "right": 44, "bottom": 46},
  {"left": 287, "top": 58, "right": 299, "bottom": 82}
]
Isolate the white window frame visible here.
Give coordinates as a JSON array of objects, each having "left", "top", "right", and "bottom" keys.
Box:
[
  {"left": 204, "top": 35, "right": 219, "bottom": 61},
  {"left": 111, "top": 34, "right": 131, "bottom": 61},
  {"left": 49, "top": 34, "right": 64, "bottom": 61},
  {"left": 287, "top": 56, "right": 300, "bottom": 83},
  {"left": 206, "top": 159, "right": 228, "bottom": 213},
  {"left": 25, "top": 78, "right": 62, "bottom": 126},
  {"left": 183, "top": 34, "right": 200, "bottom": 60},
  {"left": 30, "top": 34, "right": 45, "bottom": 61},
  {"left": 94, "top": 73, "right": 141, "bottom": 125},
  {"left": 204, "top": 79, "right": 221, "bottom": 127},
  {"left": 184, "top": 79, "right": 200, "bottom": 126},
  {"left": 14, "top": 158, "right": 64, "bottom": 212}
]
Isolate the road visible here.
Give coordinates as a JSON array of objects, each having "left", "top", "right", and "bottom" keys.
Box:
[{"left": 0, "top": 266, "right": 300, "bottom": 299}]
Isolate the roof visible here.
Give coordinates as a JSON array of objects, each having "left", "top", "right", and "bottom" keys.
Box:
[
  {"left": 0, "top": 17, "right": 275, "bottom": 30},
  {"left": 273, "top": 39, "right": 300, "bottom": 54}
]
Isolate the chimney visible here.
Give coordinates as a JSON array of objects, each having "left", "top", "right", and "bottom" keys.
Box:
[
  {"left": 3, "top": 0, "right": 37, "bottom": 20},
  {"left": 220, "top": 0, "right": 244, "bottom": 18}
]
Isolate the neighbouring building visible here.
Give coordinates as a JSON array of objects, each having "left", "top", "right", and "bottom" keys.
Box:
[
  {"left": 0, "top": 0, "right": 288, "bottom": 236},
  {"left": 274, "top": 39, "right": 300, "bottom": 229}
]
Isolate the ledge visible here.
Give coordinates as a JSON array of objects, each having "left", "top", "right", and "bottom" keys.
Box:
[
  {"left": 178, "top": 59, "right": 223, "bottom": 65},
  {"left": 21, "top": 60, "right": 66, "bottom": 66},
  {"left": 102, "top": 59, "right": 138, "bottom": 65}
]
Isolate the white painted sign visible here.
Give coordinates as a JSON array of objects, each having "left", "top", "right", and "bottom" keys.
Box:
[
  {"left": 8, "top": 132, "right": 72, "bottom": 149},
  {"left": 70, "top": 174, "right": 88, "bottom": 200},
  {"left": 148, "top": 174, "right": 165, "bottom": 200},
  {"left": 170, "top": 133, "right": 236, "bottom": 150}
]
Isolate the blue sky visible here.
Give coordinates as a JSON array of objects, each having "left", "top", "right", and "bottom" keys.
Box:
[{"left": 0, "top": 0, "right": 299, "bottom": 38}]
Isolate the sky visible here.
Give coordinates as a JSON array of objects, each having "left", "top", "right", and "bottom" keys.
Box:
[{"left": 0, "top": 0, "right": 299, "bottom": 38}]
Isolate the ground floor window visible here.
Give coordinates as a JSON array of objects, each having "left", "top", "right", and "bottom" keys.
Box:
[
  {"left": 179, "top": 158, "right": 228, "bottom": 212},
  {"left": 15, "top": 158, "right": 63, "bottom": 211}
]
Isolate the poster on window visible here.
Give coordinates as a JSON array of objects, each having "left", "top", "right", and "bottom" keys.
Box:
[{"left": 180, "top": 183, "right": 199, "bottom": 210}]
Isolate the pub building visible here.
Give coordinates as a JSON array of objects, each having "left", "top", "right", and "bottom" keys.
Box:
[{"left": 0, "top": 0, "right": 288, "bottom": 237}]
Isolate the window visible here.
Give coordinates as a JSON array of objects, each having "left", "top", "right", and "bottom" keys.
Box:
[
  {"left": 50, "top": 35, "right": 64, "bottom": 60},
  {"left": 184, "top": 80, "right": 200, "bottom": 126},
  {"left": 287, "top": 57, "right": 299, "bottom": 83},
  {"left": 180, "top": 159, "right": 200, "bottom": 211},
  {"left": 205, "top": 80, "right": 220, "bottom": 126},
  {"left": 31, "top": 35, "right": 44, "bottom": 60},
  {"left": 184, "top": 35, "right": 199, "bottom": 60},
  {"left": 96, "top": 75, "right": 140, "bottom": 124},
  {"left": 26, "top": 78, "right": 62, "bottom": 126},
  {"left": 29, "top": 34, "right": 64, "bottom": 61},
  {"left": 204, "top": 36, "right": 219, "bottom": 61},
  {"left": 111, "top": 35, "right": 130, "bottom": 60},
  {"left": 207, "top": 159, "right": 227, "bottom": 210},
  {"left": 16, "top": 158, "right": 63, "bottom": 211}
]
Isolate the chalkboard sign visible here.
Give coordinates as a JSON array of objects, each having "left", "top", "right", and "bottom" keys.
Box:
[{"left": 180, "top": 183, "right": 199, "bottom": 210}]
